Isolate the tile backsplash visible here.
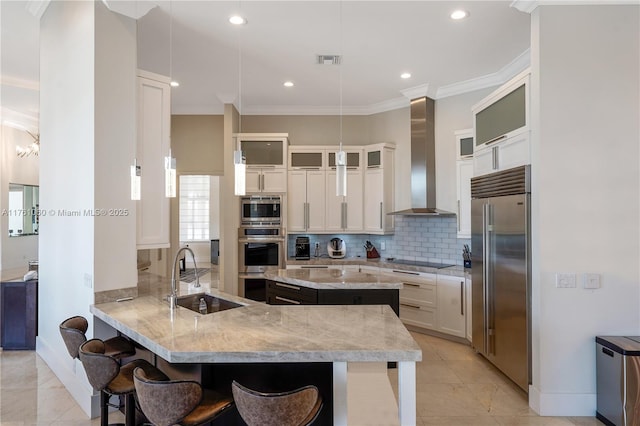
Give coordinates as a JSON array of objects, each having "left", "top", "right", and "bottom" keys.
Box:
[{"left": 288, "top": 215, "right": 470, "bottom": 265}]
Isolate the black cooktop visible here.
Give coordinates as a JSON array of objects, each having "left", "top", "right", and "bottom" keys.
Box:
[{"left": 385, "top": 258, "right": 456, "bottom": 269}]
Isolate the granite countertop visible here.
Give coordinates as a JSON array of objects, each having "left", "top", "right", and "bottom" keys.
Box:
[
  {"left": 264, "top": 268, "right": 403, "bottom": 290},
  {"left": 286, "top": 257, "right": 467, "bottom": 277},
  {"left": 91, "top": 287, "right": 421, "bottom": 364}
]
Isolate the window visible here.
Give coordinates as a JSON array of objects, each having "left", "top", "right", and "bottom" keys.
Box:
[{"left": 179, "top": 176, "right": 210, "bottom": 242}]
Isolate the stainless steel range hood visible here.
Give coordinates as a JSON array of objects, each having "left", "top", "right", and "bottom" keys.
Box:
[{"left": 390, "top": 97, "right": 455, "bottom": 216}]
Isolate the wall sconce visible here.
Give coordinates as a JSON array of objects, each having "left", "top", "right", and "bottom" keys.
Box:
[
  {"left": 234, "top": 149, "right": 246, "bottom": 196},
  {"left": 165, "top": 149, "right": 176, "bottom": 198},
  {"left": 130, "top": 159, "right": 141, "bottom": 200}
]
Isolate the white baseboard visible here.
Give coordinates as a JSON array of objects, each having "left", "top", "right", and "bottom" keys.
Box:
[
  {"left": 529, "top": 385, "right": 597, "bottom": 416},
  {"left": 36, "top": 336, "right": 100, "bottom": 418}
]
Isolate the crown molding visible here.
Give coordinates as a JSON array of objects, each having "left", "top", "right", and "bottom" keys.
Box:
[
  {"left": 435, "top": 48, "right": 530, "bottom": 99},
  {"left": 511, "top": 0, "right": 539, "bottom": 13},
  {"left": 25, "top": 0, "right": 50, "bottom": 19},
  {"left": 102, "top": 0, "right": 158, "bottom": 19},
  {"left": 400, "top": 83, "right": 431, "bottom": 100}
]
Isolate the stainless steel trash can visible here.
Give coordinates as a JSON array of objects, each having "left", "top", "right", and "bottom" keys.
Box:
[{"left": 596, "top": 336, "right": 640, "bottom": 426}]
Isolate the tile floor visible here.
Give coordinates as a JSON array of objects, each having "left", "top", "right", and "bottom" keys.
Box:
[{"left": 0, "top": 331, "right": 600, "bottom": 425}]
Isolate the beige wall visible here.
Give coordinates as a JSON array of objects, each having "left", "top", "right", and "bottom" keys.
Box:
[
  {"left": 240, "top": 115, "right": 371, "bottom": 145},
  {"left": 171, "top": 115, "right": 224, "bottom": 175}
]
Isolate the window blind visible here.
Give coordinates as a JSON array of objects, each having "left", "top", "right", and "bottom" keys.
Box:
[{"left": 179, "top": 176, "right": 210, "bottom": 241}]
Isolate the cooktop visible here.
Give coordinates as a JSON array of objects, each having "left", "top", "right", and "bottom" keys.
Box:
[{"left": 385, "top": 258, "right": 456, "bottom": 269}]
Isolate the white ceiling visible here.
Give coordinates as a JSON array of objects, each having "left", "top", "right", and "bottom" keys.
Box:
[{"left": 0, "top": 1, "right": 531, "bottom": 131}]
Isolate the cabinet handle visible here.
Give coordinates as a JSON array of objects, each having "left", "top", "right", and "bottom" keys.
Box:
[
  {"left": 485, "top": 134, "right": 507, "bottom": 145},
  {"left": 275, "top": 296, "right": 301, "bottom": 305},
  {"left": 400, "top": 303, "right": 421, "bottom": 310},
  {"left": 305, "top": 202, "right": 309, "bottom": 230},
  {"left": 457, "top": 200, "right": 461, "bottom": 231},
  {"left": 460, "top": 281, "right": 464, "bottom": 316},
  {"left": 301, "top": 265, "right": 328, "bottom": 269},
  {"left": 275, "top": 282, "right": 302, "bottom": 291},
  {"left": 492, "top": 146, "right": 499, "bottom": 170},
  {"left": 403, "top": 283, "right": 420, "bottom": 288},
  {"left": 392, "top": 270, "right": 420, "bottom": 276},
  {"left": 379, "top": 202, "right": 383, "bottom": 229},
  {"left": 261, "top": 174, "right": 265, "bottom": 190}
]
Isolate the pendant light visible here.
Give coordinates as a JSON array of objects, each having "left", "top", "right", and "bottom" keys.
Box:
[
  {"left": 233, "top": 8, "right": 246, "bottom": 196},
  {"left": 335, "top": 1, "right": 347, "bottom": 197},
  {"left": 164, "top": 0, "right": 177, "bottom": 198}
]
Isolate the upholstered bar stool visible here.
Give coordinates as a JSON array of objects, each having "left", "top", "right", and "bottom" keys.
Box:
[
  {"left": 133, "top": 367, "right": 234, "bottom": 426},
  {"left": 79, "top": 338, "right": 169, "bottom": 426},
  {"left": 59, "top": 315, "right": 135, "bottom": 360},
  {"left": 231, "top": 380, "right": 323, "bottom": 426}
]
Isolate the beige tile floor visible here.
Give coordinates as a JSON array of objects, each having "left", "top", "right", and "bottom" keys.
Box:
[{"left": 0, "top": 324, "right": 600, "bottom": 425}]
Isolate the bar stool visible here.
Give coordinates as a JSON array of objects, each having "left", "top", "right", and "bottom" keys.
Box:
[
  {"left": 231, "top": 380, "right": 323, "bottom": 426},
  {"left": 133, "top": 367, "right": 234, "bottom": 426},
  {"left": 79, "top": 338, "right": 169, "bottom": 426},
  {"left": 59, "top": 315, "right": 136, "bottom": 360}
]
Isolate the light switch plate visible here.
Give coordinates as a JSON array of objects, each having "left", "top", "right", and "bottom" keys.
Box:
[
  {"left": 583, "top": 273, "right": 601, "bottom": 289},
  {"left": 556, "top": 273, "right": 576, "bottom": 288}
]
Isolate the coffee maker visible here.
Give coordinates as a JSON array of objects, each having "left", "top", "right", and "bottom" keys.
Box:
[{"left": 295, "top": 236, "right": 310, "bottom": 260}]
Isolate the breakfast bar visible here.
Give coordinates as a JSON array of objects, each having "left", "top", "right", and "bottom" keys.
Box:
[{"left": 90, "top": 289, "right": 421, "bottom": 425}]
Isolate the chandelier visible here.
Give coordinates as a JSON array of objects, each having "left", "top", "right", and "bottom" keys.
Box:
[{"left": 16, "top": 130, "right": 40, "bottom": 158}]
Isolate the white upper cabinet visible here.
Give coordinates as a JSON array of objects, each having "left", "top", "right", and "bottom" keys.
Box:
[
  {"left": 325, "top": 148, "right": 363, "bottom": 232},
  {"left": 364, "top": 143, "right": 395, "bottom": 234},
  {"left": 288, "top": 169, "right": 326, "bottom": 232},
  {"left": 236, "top": 133, "right": 288, "bottom": 193},
  {"left": 136, "top": 70, "right": 170, "bottom": 249},
  {"left": 455, "top": 129, "right": 473, "bottom": 239},
  {"left": 472, "top": 70, "right": 530, "bottom": 177}
]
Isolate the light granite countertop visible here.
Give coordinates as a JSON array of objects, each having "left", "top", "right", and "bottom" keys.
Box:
[
  {"left": 264, "top": 268, "right": 403, "bottom": 290},
  {"left": 286, "top": 257, "right": 468, "bottom": 277},
  {"left": 90, "top": 286, "right": 421, "bottom": 364}
]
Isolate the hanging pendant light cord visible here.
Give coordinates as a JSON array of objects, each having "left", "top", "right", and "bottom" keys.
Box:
[{"left": 339, "top": 0, "right": 343, "bottom": 151}]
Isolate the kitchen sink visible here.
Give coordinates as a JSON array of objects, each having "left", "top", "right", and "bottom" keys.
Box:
[{"left": 176, "top": 293, "right": 244, "bottom": 314}]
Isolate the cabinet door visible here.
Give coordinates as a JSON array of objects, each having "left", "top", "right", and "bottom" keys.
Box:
[
  {"left": 287, "top": 170, "right": 307, "bottom": 232},
  {"left": 456, "top": 160, "right": 473, "bottom": 238},
  {"left": 325, "top": 171, "right": 343, "bottom": 231},
  {"left": 261, "top": 169, "right": 287, "bottom": 192},
  {"left": 306, "top": 171, "right": 326, "bottom": 232},
  {"left": 137, "top": 74, "right": 170, "bottom": 248},
  {"left": 498, "top": 132, "right": 530, "bottom": 171},
  {"left": 473, "top": 145, "right": 496, "bottom": 177},
  {"left": 241, "top": 139, "right": 285, "bottom": 167},
  {"left": 345, "top": 170, "right": 363, "bottom": 231},
  {"left": 364, "top": 168, "right": 384, "bottom": 232},
  {"left": 436, "top": 275, "right": 466, "bottom": 338},
  {"left": 245, "top": 170, "right": 262, "bottom": 193}
]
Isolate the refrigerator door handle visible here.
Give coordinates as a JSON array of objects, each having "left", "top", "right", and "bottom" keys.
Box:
[{"left": 483, "top": 202, "right": 493, "bottom": 356}]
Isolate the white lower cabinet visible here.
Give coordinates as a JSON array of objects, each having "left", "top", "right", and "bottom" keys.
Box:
[
  {"left": 392, "top": 271, "right": 438, "bottom": 331},
  {"left": 436, "top": 275, "right": 466, "bottom": 338}
]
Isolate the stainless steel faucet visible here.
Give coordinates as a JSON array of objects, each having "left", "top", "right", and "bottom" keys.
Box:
[{"left": 168, "top": 247, "right": 199, "bottom": 309}]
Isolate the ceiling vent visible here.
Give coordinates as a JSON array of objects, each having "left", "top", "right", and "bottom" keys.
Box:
[{"left": 316, "top": 54, "right": 342, "bottom": 65}]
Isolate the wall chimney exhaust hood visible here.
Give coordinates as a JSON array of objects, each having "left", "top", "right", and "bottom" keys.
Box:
[{"left": 389, "top": 96, "right": 455, "bottom": 216}]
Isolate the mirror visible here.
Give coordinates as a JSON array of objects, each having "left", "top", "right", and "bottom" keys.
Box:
[{"left": 8, "top": 183, "right": 39, "bottom": 237}]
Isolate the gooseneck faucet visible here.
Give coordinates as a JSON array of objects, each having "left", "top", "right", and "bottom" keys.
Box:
[{"left": 168, "top": 247, "right": 200, "bottom": 309}]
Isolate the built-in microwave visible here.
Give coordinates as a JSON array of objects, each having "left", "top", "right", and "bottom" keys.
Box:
[{"left": 240, "top": 195, "right": 281, "bottom": 226}]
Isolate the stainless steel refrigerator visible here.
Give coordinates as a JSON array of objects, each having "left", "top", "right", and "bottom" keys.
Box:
[{"left": 471, "top": 165, "right": 531, "bottom": 392}]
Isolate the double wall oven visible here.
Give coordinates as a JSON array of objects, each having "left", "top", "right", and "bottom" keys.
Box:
[{"left": 238, "top": 196, "right": 285, "bottom": 302}]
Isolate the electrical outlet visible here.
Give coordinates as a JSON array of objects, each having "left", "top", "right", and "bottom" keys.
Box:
[
  {"left": 380, "top": 241, "right": 386, "bottom": 250},
  {"left": 583, "top": 273, "right": 601, "bottom": 289},
  {"left": 555, "top": 273, "right": 576, "bottom": 288}
]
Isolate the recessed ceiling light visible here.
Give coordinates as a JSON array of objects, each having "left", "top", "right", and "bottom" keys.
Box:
[
  {"left": 170, "top": 81, "right": 180, "bottom": 87},
  {"left": 450, "top": 9, "right": 469, "bottom": 20},
  {"left": 401, "top": 73, "right": 411, "bottom": 79},
  {"left": 284, "top": 81, "right": 294, "bottom": 87},
  {"left": 229, "top": 15, "right": 247, "bottom": 25}
]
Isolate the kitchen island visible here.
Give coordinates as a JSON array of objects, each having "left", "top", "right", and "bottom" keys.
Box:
[
  {"left": 90, "top": 287, "right": 421, "bottom": 425},
  {"left": 264, "top": 268, "right": 402, "bottom": 315}
]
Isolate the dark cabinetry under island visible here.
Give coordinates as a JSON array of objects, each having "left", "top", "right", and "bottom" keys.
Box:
[{"left": 265, "top": 269, "right": 401, "bottom": 316}]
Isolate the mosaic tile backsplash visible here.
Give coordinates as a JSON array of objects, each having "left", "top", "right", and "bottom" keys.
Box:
[{"left": 288, "top": 215, "right": 470, "bottom": 265}]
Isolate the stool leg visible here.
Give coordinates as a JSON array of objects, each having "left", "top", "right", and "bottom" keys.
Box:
[
  {"left": 124, "top": 393, "right": 136, "bottom": 426},
  {"left": 100, "top": 391, "right": 109, "bottom": 426}
]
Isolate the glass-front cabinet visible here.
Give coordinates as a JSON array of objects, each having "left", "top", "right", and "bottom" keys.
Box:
[{"left": 235, "top": 133, "right": 289, "bottom": 193}]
